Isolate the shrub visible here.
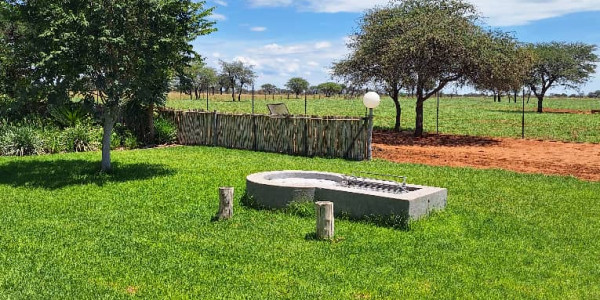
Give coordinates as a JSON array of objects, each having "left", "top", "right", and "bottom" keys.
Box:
[
  {"left": 41, "top": 128, "right": 67, "bottom": 154},
  {"left": 122, "top": 132, "right": 139, "bottom": 149},
  {"left": 49, "top": 102, "right": 94, "bottom": 128},
  {"left": 0, "top": 125, "right": 45, "bottom": 156},
  {"left": 110, "top": 132, "right": 122, "bottom": 150},
  {"left": 61, "top": 124, "right": 102, "bottom": 152},
  {"left": 111, "top": 123, "right": 139, "bottom": 150},
  {"left": 154, "top": 117, "right": 177, "bottom": 144}
]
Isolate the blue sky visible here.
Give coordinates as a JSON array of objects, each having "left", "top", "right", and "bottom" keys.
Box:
[{"left": 193, "top": 0, "right": 600, "bottom": 94}]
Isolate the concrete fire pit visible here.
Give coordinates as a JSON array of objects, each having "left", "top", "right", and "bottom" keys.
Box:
[{"left": 246, "top": 171, "right": 447, "bottom": 220}]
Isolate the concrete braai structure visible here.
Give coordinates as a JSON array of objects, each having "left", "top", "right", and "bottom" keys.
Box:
[{"left": 246, "top": 171, "right": 447, "bottom": 220}]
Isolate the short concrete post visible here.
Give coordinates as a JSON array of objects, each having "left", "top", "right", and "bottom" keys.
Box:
[
  {"left": 216, "top": 187, "right": 234, "bottom": 220},
  {"left": 315, "top": 201, "right": 334, "bottom": 240}
]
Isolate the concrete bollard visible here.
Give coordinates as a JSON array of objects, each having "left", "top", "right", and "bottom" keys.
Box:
[{"left": 315, "top": 201, "right": 334, "bottom": 239}]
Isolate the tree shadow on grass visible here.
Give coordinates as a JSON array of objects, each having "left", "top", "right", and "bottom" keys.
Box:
[
  {"left": 373, "top": 130, "right": 501, "bottom": 147},
  {"left": 0, "top": 159, "right": 175, "bottom": 190},
  {"left": 486, "top": 108, "right": 590, "bottom": 115}
]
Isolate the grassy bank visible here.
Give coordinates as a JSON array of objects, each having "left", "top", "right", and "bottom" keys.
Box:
[{"left": 1, "top": 146, "right": 599, "bottom": 298}]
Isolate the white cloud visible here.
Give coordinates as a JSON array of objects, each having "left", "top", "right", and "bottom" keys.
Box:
[
  {"left": 234, "top": 56, "right": 261, "bottom": 68},
  {"left": 250, "top": 26, "right": 267, "bottom": 32},
  {"left": 246, "top": 0, "right": 600, "bottom": 26},
  {"left": 213, "top": 0, "right": 228, "bottom": 6},
  {"left": 208, "top": 13, "right": 227, "bottom": 21},
  {"left": 473, "top": 0, "right": 600, "bottom": 26},
  {"left": 315, "top": 41, "right": 332, "bottom": 49},
  {"left": 194, "top": 38, "right": 350, "bottom": 87},
  {"left": 249, "top": 0, "right": 292, "bottom": 7}
]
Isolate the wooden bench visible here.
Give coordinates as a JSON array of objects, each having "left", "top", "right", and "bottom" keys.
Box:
[{"left": 592, "top": 110, "right": 600, "bottom": 114}]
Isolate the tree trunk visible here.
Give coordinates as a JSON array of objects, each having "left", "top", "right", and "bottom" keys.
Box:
[
  {"left": 101, "top": 109, "right": 116, "bottom": 172},
  {"left": 231, "top": 80, "right": 236, "bottom": 101},
  {"left": 414, "top": 97, "right": 425, "bottom": 137},
  {"left": 493, "top": 92, "right": 497, "bottom": 102},
  {"left": 392, "top": 92, "right": 401, "bottom": 132},
  {"left": 147, "top": 103, "right": 155, "bottom": 144},
  {"left": 537, "top": 97, "right": 544, "bottom": 113}
]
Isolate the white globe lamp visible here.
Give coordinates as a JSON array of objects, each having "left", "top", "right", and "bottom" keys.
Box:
[{"left": 363, "top": 92, "right": 381, "bottom": 109}]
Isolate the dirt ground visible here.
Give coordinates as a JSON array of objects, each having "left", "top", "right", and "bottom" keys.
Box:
[{"left": 373, "top": 130, "right": 600, "bottom": 181}]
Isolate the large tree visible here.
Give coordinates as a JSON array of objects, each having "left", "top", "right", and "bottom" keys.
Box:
[
  {"left": 219, "top": 60, "right": 255, "bottom": 101},
  {"left": 181, "top": 59, "right": 218, "bottom": 100},
  {"left": 335, "top": 0, "right": 511, "bottom": 136},
  {"left": 317, "top": 82, "right": 343, "bottom": 97},
  {"left": 0, "top": 1, "right": 46, "bottom": 115},
  {"left": 471, "top": 33, "right": 534, "bottom": 103},
  {"left": 261, "top": 83, "right": 277, "bottom": 100},
  {"left": 261, "top": 83, "right": 277, "bottom": 95},
  {"left": 17, "top": 0, "right": 215, "bottom": 171},
  {"left": 285, "top": 77, "right": 309, "bottom": 98},
  {"left": 526, "top": 42, "right": 598, "bottom": 113}
]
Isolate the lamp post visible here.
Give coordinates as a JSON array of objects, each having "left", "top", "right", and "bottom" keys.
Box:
[{"left": 363, "top": 92, "right": 381, "bottom": 161}]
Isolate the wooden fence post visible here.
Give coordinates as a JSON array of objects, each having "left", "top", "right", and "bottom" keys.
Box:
[
  {"left": 216, "top": 187, "right": 234, "bottom": 220},
  {"left": 213, "top": 110, "right": 218, "bottom": 146},
  {"left": 315, "top": 201, "right": 334, "bottom": 240}
]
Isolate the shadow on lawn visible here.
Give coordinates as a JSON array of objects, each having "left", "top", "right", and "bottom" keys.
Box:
[
  {"left": 0, "top": 159, "right": 175, "bottom": 190},
  {"left": 373, "top": 130, "right": 501, "bottom": 147},
  {"left": 241, "top": 193, "right": 411, "bottom": 231},
  {"left": 486, "top": 108, "right": 590, "bottom": 115}
]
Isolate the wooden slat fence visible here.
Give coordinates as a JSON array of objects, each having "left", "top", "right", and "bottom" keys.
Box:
[{"left": 160, "top": 109, "right": 368, "bottom": 160}]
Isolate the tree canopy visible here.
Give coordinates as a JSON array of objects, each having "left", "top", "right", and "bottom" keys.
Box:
[
  {"left": 470, "top": 33, "right": 534, "bottom": 100},
  {"left": 261, "top": 83, "right": 277, "bottom": 95},
  {"left": 285, "top": 77, "right": 309, "bottom": 98},
  {"left": 180, "top": 59, "right": 218, "bottom": 100},
  {"left": 317, "top": 82, "right": 343, "bottom": 97},
  {"left": 219, "top": 60, "right": 256, "bottom": 101},
  {"left": 10, "top": 0, "right": 216, "bottom": 171},
  {"left": 526, "top": 42, "right": 598, "bottom": 113},
  {"left": 334, "top": 0, "right": 519, "bottom": 136}
]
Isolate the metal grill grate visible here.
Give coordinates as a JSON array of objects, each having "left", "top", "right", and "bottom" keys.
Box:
[{"left": 339, "top": 172, "right": 408, "bottom": 194}]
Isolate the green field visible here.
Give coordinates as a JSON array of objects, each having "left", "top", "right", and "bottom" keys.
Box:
[
  {"left": 167, "top": 96, "right": 600, "bottom": 143},
  {"left": 1, "top": 147, "right": 599, "bottom": 298}
]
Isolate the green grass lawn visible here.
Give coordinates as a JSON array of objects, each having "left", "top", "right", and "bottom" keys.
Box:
[
  {"left": 167, "top": 96, "right": 600, "bottom": 143},
  {"left": 1, "top": 147, "right": 599, "bottom": 298}
]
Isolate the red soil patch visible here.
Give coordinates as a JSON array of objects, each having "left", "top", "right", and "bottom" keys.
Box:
[{"left": 373, "top": 130, "right": 600, "bottom": 181}]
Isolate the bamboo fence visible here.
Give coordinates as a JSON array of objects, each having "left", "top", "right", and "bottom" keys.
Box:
[{"left": 160, "top": 109, "right": 368, "bottom": 160}]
